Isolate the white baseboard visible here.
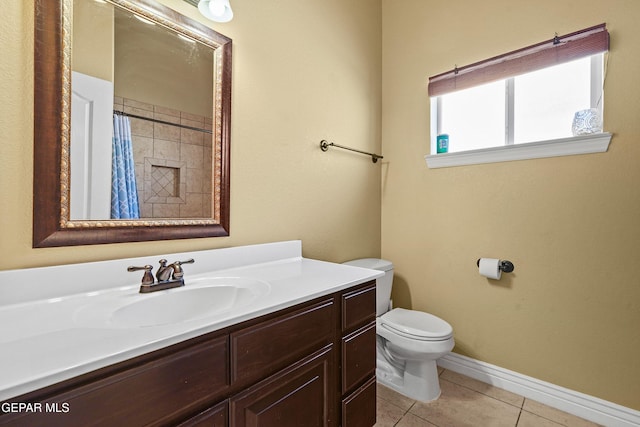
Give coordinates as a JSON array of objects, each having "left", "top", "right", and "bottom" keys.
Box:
[{"left": 437, "top": 353, "right": 640, "bottom": 427}]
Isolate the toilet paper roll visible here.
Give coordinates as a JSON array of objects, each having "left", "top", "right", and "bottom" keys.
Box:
[{"left": 479, "top": 258, "right": 502, "bottom": 280}]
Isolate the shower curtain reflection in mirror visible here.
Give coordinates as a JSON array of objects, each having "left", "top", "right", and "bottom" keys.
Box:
[{"left": 111, "top": 114, "right": 140, "bottom": 219}]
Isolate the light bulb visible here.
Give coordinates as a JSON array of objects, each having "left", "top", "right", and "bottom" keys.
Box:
[
  {"left": 208, "top": 0, "right": 226, "bottom": 17},
  {"left": 198, "top": 0, "right": 233, "bottom": 22}
]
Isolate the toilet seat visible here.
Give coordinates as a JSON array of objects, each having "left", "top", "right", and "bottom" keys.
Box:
[{"left": 379, "top": 308, "right": 453, "bottom": 341}]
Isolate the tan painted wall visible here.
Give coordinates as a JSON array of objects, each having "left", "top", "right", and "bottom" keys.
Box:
[
  {"left": 381, "top": 0, "right": 640, "bottom": 410},
  {"left": 0, "top": 0, "right": 381, "bottom": 269},
  {"left": 72, "top": 0, "right": 114, "bottom": 82}
]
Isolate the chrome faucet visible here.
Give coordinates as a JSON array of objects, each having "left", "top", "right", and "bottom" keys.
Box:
[{"left": 128, "top": 258, "right": 195, "bottom": 293}]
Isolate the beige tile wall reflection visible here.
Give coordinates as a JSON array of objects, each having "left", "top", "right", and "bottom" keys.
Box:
[{"left": 114, "top": 97, "right": 213, "bottom": 218}]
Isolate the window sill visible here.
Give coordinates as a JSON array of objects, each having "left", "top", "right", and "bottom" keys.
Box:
[{"left": 425, "top": 132, "right": 612, "bottom": 169}]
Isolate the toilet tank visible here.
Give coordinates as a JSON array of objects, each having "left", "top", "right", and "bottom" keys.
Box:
[{"left": 342, "top": 258, "right": 394, "bottom": 316}]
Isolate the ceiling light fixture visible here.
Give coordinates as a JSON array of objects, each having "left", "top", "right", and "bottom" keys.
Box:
[{"left": 197, "top": 0, "right": 233, "bottom": 23}]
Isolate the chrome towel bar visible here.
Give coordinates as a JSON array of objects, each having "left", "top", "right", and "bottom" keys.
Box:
[{"left": 320, "top": 140, "right": 383, "bottom": 163}]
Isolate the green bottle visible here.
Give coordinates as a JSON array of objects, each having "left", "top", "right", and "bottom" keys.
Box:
[{"left": 437, "top": 134, "right": 449, "bottom": 154}]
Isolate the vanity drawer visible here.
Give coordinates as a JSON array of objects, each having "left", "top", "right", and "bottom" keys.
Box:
[
  {"left": 342, "top": 321, "right": 376, "bottom": 394},
  {"left": 342, "top": 376, "right": 376, "bottom": 427},
  {"left": 231, "top": 298, "right": 335, "bottom": 387},
  {"left": 2, "top": 336, "right": 229, "bottom": 427},
  {"left": 342, "top": 281, "right": 376, "bottom": 333}
]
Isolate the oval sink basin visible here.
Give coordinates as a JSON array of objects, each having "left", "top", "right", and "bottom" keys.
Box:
[{"left": 75, "top": 277, "right": 271, "bottom": 328}]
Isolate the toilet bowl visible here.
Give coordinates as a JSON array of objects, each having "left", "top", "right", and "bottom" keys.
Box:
[{"left": 343, "top": 258, "right": 454, "bottom": 402}]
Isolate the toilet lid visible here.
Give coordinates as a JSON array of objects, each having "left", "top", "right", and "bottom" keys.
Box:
[{"left": 379, "top": 308, "right": 453, "bottom": 341}]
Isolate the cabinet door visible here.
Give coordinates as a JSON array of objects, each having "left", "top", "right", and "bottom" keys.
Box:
[{"left": 230, "top": 345, "right": 335, "bottom": 427}]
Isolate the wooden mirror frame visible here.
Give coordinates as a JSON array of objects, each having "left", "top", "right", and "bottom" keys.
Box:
[{"left": 33, "top": 0, "right": 231, "bottom": 247}]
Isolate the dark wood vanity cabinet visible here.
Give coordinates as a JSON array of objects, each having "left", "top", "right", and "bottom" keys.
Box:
[{"left": 0, "top": 281, "right": 376, "bottom": 427}]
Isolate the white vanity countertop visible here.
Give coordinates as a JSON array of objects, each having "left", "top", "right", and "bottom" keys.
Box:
[{"left": 0, "top": 241, "right": 383, "bottom": 401}]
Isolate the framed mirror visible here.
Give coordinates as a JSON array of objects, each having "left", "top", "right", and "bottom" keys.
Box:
[{"left": 33, "top": 0, "right": 231, "bottom": 247}]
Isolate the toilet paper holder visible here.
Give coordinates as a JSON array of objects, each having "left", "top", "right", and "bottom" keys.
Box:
[{"left": 476, "top": 259, "right": 515, "bottom": 273}]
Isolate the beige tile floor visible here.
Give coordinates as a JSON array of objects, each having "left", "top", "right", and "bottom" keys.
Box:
[{"left": 375, "top": 368, "right": 602, "bottom": 427}]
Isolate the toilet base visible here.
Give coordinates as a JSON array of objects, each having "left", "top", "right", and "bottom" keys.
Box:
[{"left": 376, "top": 356, "right": 442, "bottom": 402}]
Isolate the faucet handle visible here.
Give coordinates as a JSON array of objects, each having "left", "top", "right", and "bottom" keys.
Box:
[
  {"left": 127, "top": 265, "right": 155, "bottom": 285},
  {"left": 170, "top": 259, "right": 195, "bottom": 280}
]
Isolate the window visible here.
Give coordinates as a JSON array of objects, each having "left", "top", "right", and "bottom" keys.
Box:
[
  {"left": 433, "top": 55, "right": 602, "bottom": 152},
  {"left": 426, "top": 24, "right": 611, "bottom": 168}
]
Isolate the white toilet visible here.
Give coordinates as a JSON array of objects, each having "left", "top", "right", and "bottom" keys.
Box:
[{"left": 343, "top": 258, "right": 454, "bottom": 402}]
